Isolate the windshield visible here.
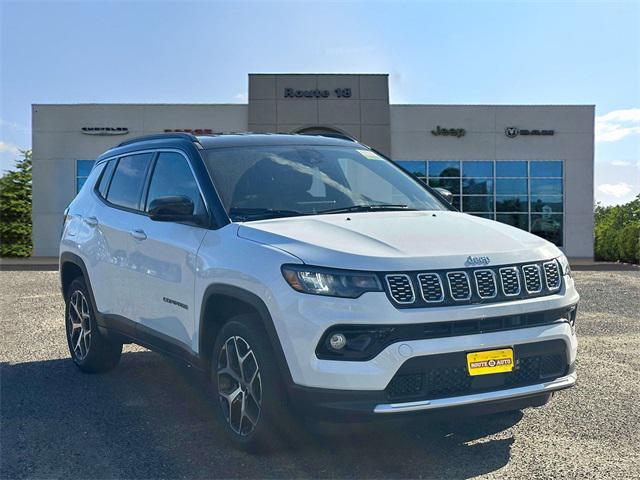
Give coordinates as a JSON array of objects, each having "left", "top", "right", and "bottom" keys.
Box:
[{"left": 203, "top": 145, "right": 447, "bottom": 221}]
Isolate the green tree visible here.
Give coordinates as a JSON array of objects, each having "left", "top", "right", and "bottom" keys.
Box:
[
  {"left": 0, "top": 149, "right": 32, "bottom": 257},
  {"left": 594, "top": 193, "right": 640, "bottom": 264}
]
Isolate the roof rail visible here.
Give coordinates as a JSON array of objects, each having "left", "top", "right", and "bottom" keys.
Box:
[{"left": 117, "top": 132, "right": 198, "bottom": 147}]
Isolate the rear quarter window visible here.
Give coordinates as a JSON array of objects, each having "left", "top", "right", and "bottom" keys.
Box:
[{"left": 96, "top": 159, "right": 117, "bottom": 197}]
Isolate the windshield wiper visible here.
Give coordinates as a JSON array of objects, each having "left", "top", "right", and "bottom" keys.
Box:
[
  {"left": 229, "top": 207, "right": 306, "bottom": 221},
  {"left": 315, "top": 204, "right": 415, "bottom": 215}
]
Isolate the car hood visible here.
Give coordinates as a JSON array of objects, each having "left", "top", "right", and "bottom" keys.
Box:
[{"left": 237, "top": 211, "right": 561, "bottom": 271}]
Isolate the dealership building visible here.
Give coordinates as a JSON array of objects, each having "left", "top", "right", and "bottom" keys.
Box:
[{"left": 32, "top": 73, "right": 595, "bottom": 258}]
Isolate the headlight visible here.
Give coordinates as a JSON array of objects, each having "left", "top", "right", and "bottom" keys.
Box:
[
  {"left": 557, "top": 253, "right": 572, "bottom": 277},
  {"left": 281, "top": 264, "right": 382, "bottom": 298}
]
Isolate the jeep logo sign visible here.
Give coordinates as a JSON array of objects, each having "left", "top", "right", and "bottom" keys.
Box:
[
  {"left": 431, "top": 126, "right": 466, "bottom": 138},
  {"left": 465, "top": 256, "right": 491, "bottom": 266}
]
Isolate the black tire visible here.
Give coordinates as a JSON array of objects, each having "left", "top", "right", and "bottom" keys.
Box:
[
  {"left": 211, "top": 314, "right": 295, "bottom": 452},
  {"left": 65, "top": 277, "right": 122, "bottom": 373}
]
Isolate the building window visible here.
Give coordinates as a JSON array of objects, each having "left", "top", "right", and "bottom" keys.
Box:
[
  {"left": 76, "top": 160, "right": 95, "bottom": 193},
  {"left": 394, "top": 160, "right": 564, "bottom": 246}
]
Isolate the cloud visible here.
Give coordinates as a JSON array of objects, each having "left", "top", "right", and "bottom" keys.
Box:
[
  {"left": 597, "top": 182, "right": 634, "bottom": 198},
  {"left": 611, "top": 160, "right": 632, "bottom": 167},
  {"left": 0, "top": 141, "right": 21, "bottom": 156},
  {"left": 595, "top": 108, "right": 640, "bottom": 142},
  {"left": 233, "top": 92, "right": 248, "bottom": 103}
]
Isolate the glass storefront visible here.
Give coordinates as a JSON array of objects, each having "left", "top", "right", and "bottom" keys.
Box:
[
  {"left": 76, "top": 160, "right": 95, "bottom": 193},
  {"left": 395, "top": 160, "right": 564, "bottom": 246}
]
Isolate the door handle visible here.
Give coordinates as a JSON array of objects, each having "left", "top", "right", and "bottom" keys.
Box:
[
  {"left": 130, "top": 229, "right": 147, "bottom": 241},
  {"left": 84, "top": 216, "right": 98, "bottom": 227}
]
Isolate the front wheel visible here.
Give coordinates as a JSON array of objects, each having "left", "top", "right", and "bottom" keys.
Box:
[
  {"left": 211, "top": 315, "right": 295, "bottom": 452},
  {"left": 65, "top": 277, "right": 122, "bottom": 373}
]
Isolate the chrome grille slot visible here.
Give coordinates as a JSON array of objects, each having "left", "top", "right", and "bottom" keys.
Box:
[
  {"left": 385, "top": 274, "right": 415, "bottom": 304},
  {"left": 499, "top": 267, "right": 521, "bottom": 296},
  {"left": 417, "top": 273, "right": 444, "bottom": 303},
  {"left": 382, "top": 259, "right": 563, "bottom": 308},
  {"left": 543, "top": 261, "right": 561, "bottom": 290},
  {"left": 473, "top": 269, "right": 497, "bottom": 299},
  {"left": 446, "top": 271, "right": 471, "bottom": 301},
  {"left": 522, "top": 264, "right": 542, "bottom": 293}
]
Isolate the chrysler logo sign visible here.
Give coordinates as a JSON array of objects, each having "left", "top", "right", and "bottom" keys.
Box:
[
  {"left": 505, "top": 127, "right": 554, "bottom": 138},
  {"left": 81, "top": 127, "right": 129, "bottom": 136}
]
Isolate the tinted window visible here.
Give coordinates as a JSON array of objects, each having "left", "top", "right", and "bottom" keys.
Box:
[
  {"left": 463, "top": 161, "right": 493, "bottom": 177},
  {"left": 428, "top": 161, "right": 460, "bottom": 177},
  {"left": 531, "top": 178, "right": 563, "bottom": 195},
  {"left": 146, "top": 152, "right": 205, "bottom": 215},
  {"left": 496, "top": 161, "right": 527, "bottom": 177},
  {"left": 106, "top": 153, "right": 153, "bottom": 210},
  {"left": 97, "top": 160, "right": 117, "bottom": 197},
  {"left": 76, "top": 160, "right": 95, "bottom": 193},
  {"left": 496, "top": 178, "right": 528, "bottom": 195},
  {"left": 530, "top": 161, "right": 562, "bottom": 177}
]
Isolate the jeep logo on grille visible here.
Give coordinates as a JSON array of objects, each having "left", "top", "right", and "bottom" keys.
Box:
[{"left": 465, "top": 256, "right": 491, "bottom": 266}]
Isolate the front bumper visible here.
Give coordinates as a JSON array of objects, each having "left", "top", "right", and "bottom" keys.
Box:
[
  {"left": 374, "top": 371, "right": 575, "bottom": 414},
  {"left": 274, "top": 276, "right": 578, "bottom": 390},
  {"left": 288, "top": 365, "right": 576, "bottom": 421}
]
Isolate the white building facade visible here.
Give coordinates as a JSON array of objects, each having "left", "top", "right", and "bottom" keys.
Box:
[{"left": 32, "top": 73, "right": 594, "bottom": 258}]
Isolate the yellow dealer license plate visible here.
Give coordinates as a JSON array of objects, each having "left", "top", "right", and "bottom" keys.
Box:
[{"left": 466, "top": 348, "right": 514, "bottom": 376}]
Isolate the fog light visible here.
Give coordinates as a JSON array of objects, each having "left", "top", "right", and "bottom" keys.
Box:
[{"left": 329, "top": 333, "right": 347, "bottom": 350}]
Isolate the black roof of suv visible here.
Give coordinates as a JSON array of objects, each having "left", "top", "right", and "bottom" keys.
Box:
[{"left": 106, "top": 132, "right": 358, "bottom": 157}]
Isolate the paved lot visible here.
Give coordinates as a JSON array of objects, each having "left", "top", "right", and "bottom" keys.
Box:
[{"left": 1, "top": 270, "right": 639, "bottom": 479}]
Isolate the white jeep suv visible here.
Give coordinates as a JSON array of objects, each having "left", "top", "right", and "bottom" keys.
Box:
[{"left": 60, "top": 133, "right": 578, "bottom": 450}]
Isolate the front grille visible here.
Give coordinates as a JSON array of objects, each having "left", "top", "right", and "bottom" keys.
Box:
[
  {"left": 499, "top": 267, "right": 521, "bottom": 296},
  {"left": 385, "top": 340, "right": 567, "bottom": 401},
  {"left": 381, "top": 259, "right": 563, "bottom": 309},
  {"left": 447, "top": 272, "right": 471, "bottom": 301},
  {"left": 543, "top": 261, "right": 561, "bottom": 291},
  {"left": 385, "top": 274, "right": 415, "bottom": 304},
  {"left": 418, "top": 273, "right": 444, "bottom": 303},
  {"left": 386, "top": 374, "right": 423, "bottom": 397},
  {"left": 522, "top": 264, "right": 543, "bottom": 293},
  {"left": 474, "top": 269, "right": 497, "bottom": 299}
]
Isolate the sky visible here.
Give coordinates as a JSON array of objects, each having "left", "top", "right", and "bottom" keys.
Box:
[{"left": 1, "top": 0, "right": 638, "bottom": 205}]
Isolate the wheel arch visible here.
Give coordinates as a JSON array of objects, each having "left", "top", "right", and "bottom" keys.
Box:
[
  {"left": 59, "top": 252, "right": 99, "bottom": 315},
  {"left": 199, "top": 284, "right": 294, "bottom": 385}
]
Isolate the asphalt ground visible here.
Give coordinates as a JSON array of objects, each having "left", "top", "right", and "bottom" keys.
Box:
[{"left": 1, "top": 270, "right": 639, "bottom": 479}]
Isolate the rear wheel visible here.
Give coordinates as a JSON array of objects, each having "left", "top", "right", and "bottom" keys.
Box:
[
  {"left": 65, "top": 277, "right": 122, "bottom": 373},
  {"left": 211, "top": 315, "right": 295, "bottom": 452}
]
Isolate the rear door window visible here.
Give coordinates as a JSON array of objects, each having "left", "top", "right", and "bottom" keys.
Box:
[{"left": 106, "top": 153, "right": 153, "bottom": 210}]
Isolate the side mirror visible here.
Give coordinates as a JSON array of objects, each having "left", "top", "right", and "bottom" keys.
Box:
[
  {"left": 148, "top": 195, "right": 194, "bottom": 222},
  {"left": 434, "top": 187, "right": 454, "bottom": 205}
]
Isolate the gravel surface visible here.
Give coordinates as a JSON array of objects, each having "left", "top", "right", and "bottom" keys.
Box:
[{"left": 1, "top": 270, "right": 639, "bottom": 479}]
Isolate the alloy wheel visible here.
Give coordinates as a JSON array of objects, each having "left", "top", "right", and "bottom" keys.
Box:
[
  {"left": 68, "top": 290, "right": 91, "bottom": 361},
  {"left": 217, "top": 335, "right": 262, "bottom": 436}
]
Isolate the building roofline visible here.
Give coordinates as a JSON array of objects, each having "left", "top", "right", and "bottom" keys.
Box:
[
  {"left": 390, "top": 103, "right": 596, "bottom": 107},
  {"left": 248, "top": 72, "right": 389, "bottom": 76},
  {"left": 32, "top": 103, "right": 247, "bottom": 107}
]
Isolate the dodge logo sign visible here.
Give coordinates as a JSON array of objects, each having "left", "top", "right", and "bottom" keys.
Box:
[{"left": 465, "top": 256, "right": 491, "bottom": 266}]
